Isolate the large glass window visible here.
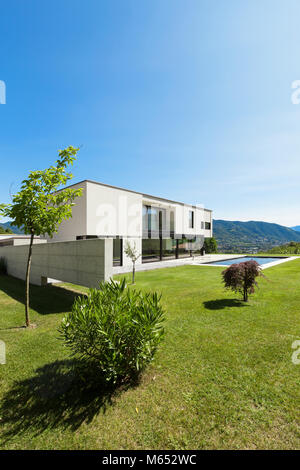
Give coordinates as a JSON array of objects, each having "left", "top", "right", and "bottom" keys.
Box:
[
  {"left": 142, "top": 239, "right": 161, "bottom": 263},
  {"left": 205, "top": 222, "right": 211, "bottom": 230},
  {"left": 142, "top": 205, "right": 204, "bottom": 263}
]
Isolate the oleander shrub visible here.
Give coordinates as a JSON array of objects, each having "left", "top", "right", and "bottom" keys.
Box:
[
  {"left": 222, "top": 260, "right": 264, "bottom": 302},
  {"left": 59, "top": 278, "right": 165, "bottom": 383},
  {"left": 0, "top": 257, "right": 7, "bottom": 275}
]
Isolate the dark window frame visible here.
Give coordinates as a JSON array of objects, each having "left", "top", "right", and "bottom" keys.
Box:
[
  {"left": 189, "top": 210, "right": 194, "bottom": 229},
  {"left": 113, "top": 236, "right": 123, "bottom": 267}
]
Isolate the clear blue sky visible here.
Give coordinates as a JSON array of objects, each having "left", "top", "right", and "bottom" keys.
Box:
[{"left": 0, "top": 0, "right": 300, "bottom": 226}]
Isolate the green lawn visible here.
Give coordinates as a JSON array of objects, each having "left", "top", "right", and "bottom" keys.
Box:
[{"left": 0, "top": 260, "right": 300, "bottom": 449}]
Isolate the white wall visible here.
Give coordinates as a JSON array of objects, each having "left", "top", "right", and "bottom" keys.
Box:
[
  {"left": 179, "top": 205, "right": 205, "bottom": 236},
  {"left": 46, "top": 181, "right": 87, "bottom": 242},
  {"left": 86, "top": 181, "right": 143, "bottom": 237},
  {"left": 204, "top": 209, "right": 213, "bottom": 238},
  {"left": 13, "top": 238, "right": 47, "bottom": 246},
  {"left": 0, "top": 238, "right": 47, "bottom": 247},
  {"left": 142, "top": 197, "right": 208, "bottom": 237},
  {"left": 47, "top": 180, "right": 213, "bottom": 242},
  {"left": 0, "top": 238, "right": 113, "bottom": 288},
  {"left": 86, "top": 182, "right": 143, "bottom": 267}
]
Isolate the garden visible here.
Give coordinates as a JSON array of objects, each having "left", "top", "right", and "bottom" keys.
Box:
[{"left": 0, "top": 259, "right": 299, "bottom": 449}]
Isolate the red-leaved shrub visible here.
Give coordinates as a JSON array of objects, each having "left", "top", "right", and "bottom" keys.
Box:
[{"left": 222, "top": 260, "right": 264, "bottom": 302}]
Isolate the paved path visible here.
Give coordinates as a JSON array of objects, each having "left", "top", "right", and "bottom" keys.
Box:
[
  {"left": 112, "top": 254, "right": 245, "bottom": 275},
  {"left": 113, "top": 254, "right": 298, "bottom": 275}
]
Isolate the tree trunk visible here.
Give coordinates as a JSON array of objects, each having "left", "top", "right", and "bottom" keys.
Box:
[
  {"left": 243, "top": 286, "right": 248, "bottom": 302},
  {"left": 132, "top": 261, "right": 135, "bottom": 284},
  {"left": 25, "top": 231, "right": 34, "bottom": 327}
]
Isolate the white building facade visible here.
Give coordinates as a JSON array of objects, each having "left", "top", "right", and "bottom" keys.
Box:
[{"left": 46, "top": 180, "right": 213, "bottom": 268}]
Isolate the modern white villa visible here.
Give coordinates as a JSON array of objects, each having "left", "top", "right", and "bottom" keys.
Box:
[{"left": 45, "top": 180, "right": 213, "bottom": 269}]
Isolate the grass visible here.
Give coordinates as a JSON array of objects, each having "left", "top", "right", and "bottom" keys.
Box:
[{"left": 0, "top": 260, "right": 300, "bottom": 449}]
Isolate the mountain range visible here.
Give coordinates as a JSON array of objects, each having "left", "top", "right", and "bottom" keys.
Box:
[
  {"left": 213, "top": 220, "right": 300, "bottom": 253},
  {"left": 0, "top": 221, "right": 24, "bottom": 234},
  {"left": 2, "top": 219, "right": 300, "bottom": 254}
]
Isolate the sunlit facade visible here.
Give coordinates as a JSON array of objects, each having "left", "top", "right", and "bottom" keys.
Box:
[{"left": 46, "top": 180, "right": 213, "bottom": 268}]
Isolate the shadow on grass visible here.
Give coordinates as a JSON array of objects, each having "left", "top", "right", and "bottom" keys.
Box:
[
  {"left": 203, "top": 298, "right": 248, "bottom": 310},
  {"left": 0, "top": 359, "right": 135, "bottom": 443},
  {"left": 0, "top": 275, "right": 84, "bottom": 315}
]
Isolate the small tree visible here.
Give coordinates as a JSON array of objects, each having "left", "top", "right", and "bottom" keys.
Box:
[
  {"left": 222, "top": 260, "right": 264, "bottom": 302},
  {"left": 0, "top": 226, "right": 13, "bottom": 234},
  {"left": 0, "top": 146, "right": 82, "bottom": 327},
  {"left": 0, "top": 257, "right": 7, "bottom": 275},
  {"left": 124, "top": 240, "right": 140, "bottom": 284},
  {"left": 204, "top": 237, "right": 218, "bottom": 253}
]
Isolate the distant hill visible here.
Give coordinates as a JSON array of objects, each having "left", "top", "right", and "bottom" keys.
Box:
[
  {"left": 2, "top": 218, "right": 300, "bottom": 253},
  {"left": 0, "top": 221, "right": 24, "bottom": 234},
  {"left": 213, "top": 220, "right": 300, "bottom": 253},
  {"left": 265, "top": 241, "right": 300, "bottom": 255}
]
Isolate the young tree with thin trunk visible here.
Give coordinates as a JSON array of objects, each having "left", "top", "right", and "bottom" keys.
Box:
[
  {"left": 222, "top": 260, "right": 264, "bottom": 302},
  {"left": 124, "top": 241, "right": 141, "bottom": 284},
  {"left": 0, "top": 146, "right": 82, "bottom": 327}
]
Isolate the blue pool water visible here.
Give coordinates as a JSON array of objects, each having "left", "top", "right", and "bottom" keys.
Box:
[{"left": 209, "top": 256, "right": 285, "bottom": 266}]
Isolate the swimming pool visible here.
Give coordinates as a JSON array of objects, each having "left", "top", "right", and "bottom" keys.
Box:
[{"left": 207, "top": 256, "right": 286, "bottom": 266}]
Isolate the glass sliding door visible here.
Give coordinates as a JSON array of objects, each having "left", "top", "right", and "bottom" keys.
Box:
[
  {"left": 142, "top": 204, "right": 163, "bottom": 263},
  {"left": 142, "top": 238, "right": 161, "bottom": 263}
]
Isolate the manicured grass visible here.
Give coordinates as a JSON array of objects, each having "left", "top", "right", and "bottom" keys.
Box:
[{"left": 0, "top": 260, "right": 300, "bottom": 449}]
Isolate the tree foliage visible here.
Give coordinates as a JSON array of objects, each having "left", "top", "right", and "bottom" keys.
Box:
[
  {"left": 124, "top": 240, "right": 141, "bottom": 284},
  {"left": 0, "top": 147, "right": 82, "bottom": 237},
  {"left": 0, "top": 257, "right": 7, "bottom": 275},
  {"left": 0, "top": 146, "right": 82, "bottom": 327},
  {"left": 222, "top": 260, "right": 264, "bottom": 302},
  {"left": 59, "top": 278, "right": 165, "bottom": 383},
  {"left": 204, "top": 237, "right": 218, "bottom": 253},
  {"left": 214, "top": 219, "right": 300, "bottom": 254}
]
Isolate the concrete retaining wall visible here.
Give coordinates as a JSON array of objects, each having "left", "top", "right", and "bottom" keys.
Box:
[{"left": 0, "top": 238, "right": 113, "bottom": 288}]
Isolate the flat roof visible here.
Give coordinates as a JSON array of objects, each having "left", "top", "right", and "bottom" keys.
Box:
[
  {"left": 0, "top": 235, "right": 41, "bottom": 240},
  {"left": 61, "top": 179, "right": 213, "bottom": 212}
]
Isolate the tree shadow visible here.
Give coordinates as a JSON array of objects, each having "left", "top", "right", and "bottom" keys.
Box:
[
  {"left": 0, "top": 359, "right": 136, "bottom": 444},
  {"left": 203, "top": 298, "right": 248, "bottom": 310},
  {"left": 0, "top": 275, "right": 85, "bottom": 314}
]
